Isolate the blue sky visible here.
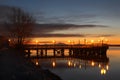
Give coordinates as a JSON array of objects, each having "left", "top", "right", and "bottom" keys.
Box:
[
  {"left": 0, "top": 0, "right": 120, "bottom": 24},
  {"left": 0, "top": 0, "right": 120, "bottom": 44}
]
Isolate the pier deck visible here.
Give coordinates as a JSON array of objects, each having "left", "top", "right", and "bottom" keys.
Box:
[{"left": 24, "top": 44, "right": 109, "bottom": 59}]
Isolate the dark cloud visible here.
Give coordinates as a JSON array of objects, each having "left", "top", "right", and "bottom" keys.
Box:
[
  {"left": 0, "top": 5, "right": 111, "bottom": 38},
  {"left": 33, "top": 23, "right": 108, "bottom": 34},
  {"left": 95, "top": 34, "right": 115, "bottom": 37},
  {"left": 30, "top": 33, "right": 114, "bottom": 38},
  {"left": 31, "top": 33, "right": 85, "bottom": 38},
  {"left": 85, "top": 34, "right": 114, "bottom": 37},
  {"left": 35, "top": 13, "right": 97, "bottom": 24}
]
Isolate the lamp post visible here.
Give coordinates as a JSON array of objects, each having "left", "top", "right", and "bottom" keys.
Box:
[
  {"left": 68, "top": 40, "right": 71, "bottom": 45},
  {"left": 68, "top": 40, "right": 72, "bottom": 47},
  {"left": 100, "top": 37, "right": 104, "bottom": 46},
  {"left": 98, "top": 40, "right": 101, "bottom": 44},
  {"left": 105, "top": 39, "right": 108, "bottom": 44},
  {"left": 36, "top": 40, "right": 38, "bottom": 44},
  {"left": 68, "top": 40, "right": 72, "bottom": 56},
  {"left": 52, "top": 40, "right": 56, "bottom": 57},
  {"left": 91, "top": 40, "right": 94, "bottom": 45},
  {"left": 72, "top": 40, "right": 75, "bottom": 45},
  {"left": 78, "top": 40, "right": 81, "bottom": 45},
  {"left": 36, "top": 40, "right": 38, "bottom": 48},
  {"left": 52, "top": 40, "right": 56, "bottom": 45},
  {"left": 84, "top": 39, "right": 86, "bottom": 45},
  {"left": 36, "top": 40, "right": 38, "bottom": 57},
  {"left": 84, "top": 39, "right": 87, "bottom": 45}
]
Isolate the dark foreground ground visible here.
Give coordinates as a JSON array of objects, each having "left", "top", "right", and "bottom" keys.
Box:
[{"left": 0, "top": 48, "right": 62, "bottom": 80}]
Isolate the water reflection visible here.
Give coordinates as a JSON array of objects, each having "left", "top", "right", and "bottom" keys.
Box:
[
  {"left": 91, "top": 61, "right": 95, "bottom": 66},
  {"left": 32, "top": 55, "right": 109, "bottom": 75},
  {"left": 52, "top": 61, "right": 56, "bottom": 67},
  {"left": 67, "top": 60, "right": 71, "bottom": 67},
  {"left": 35, "top": 59, "right": 39, "bottom": 66},
  {"left": 101, "top": 68, "right": 106, "bottom": 75},
  {"left": 30, "top": 47, "right": 109, "bottom": 80},
  {"left": 100, "top": 64, "right": 109, "bottom": 75},
  {"left": 31, "top": 47, "right": 120, "bottom": 80},
  {"left": 106, "top": 65, "right": 109, "bottom": 70}
]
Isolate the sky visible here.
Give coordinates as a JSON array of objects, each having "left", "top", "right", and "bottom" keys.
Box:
[{"left": 0, "top": 0, "right": 120, "bottom": 44}]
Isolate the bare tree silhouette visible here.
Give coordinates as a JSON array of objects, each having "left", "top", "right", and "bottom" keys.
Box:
[{"left": 5, "top": 7, "right": 35, "bottom": 48}]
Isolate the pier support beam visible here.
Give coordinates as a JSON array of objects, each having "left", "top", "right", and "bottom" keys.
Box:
[
  {"left": 69, "top": 49, "right": 72, "bottom": 56},
  {"left": 61, "top": 49, "right": 64, "bottom": 57},
  {"left": 53, "top": 48, "right": 56, "bottom": 57},
  {"left": 28, "top": 49, "right": 30, "bottom": 58},
  {"left": 45, "top": 49, "right": 47, "bottom": 56},
  {"left": 41, "top": 49, "right": 43, "bottom": 57},
  {"left": 36, "top": 49, "right": 39, "bottom": 57}
]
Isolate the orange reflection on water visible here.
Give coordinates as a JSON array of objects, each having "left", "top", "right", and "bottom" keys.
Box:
[
  {"left": 100, "top": 64, "right": 109, "bottom": 75},
  {"left": 74, "top": 63, "right": 76, "bottom": 67},
  {"left": 35, "top": 61, "right": 39, "bottom": 66},
  {"left": 33, "top": 58, "right": 39, "bottom": 66},
  {"left": 91, "top": 61, "right": 95, "bottom": 66},
  {"left": 101, "top": 68, "right": 106, "bottom": 75},
  {"left": 106, "top": 65, "right": 109, "bottom": 70},
  {"left": 68, "top": 61, "right": 71, "bottom": 66},
  {"left": 98, "top": 64, "right": 101, "bottom": 68},
  {"left": 52, "top": 61, "right": 56, "bottom": 67},
  {"left": 79, "top": 65, "right": 82, "bottom": 69},
  {"left": 67, "top": 60, "right": 73, "bottom": 67}
]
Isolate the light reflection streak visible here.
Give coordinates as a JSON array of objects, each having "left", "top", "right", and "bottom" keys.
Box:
[
  {"left": 36, "top": 61, "right": 39, "bottom": 66},
  {"left": 91, "top": 61, "right": 95, "bottom": 66},
  {"left": 68, "top": 61, "right": 71, "bottom": 66},
  {"left": 35, "top": 59, "right": 39, "bottom": 66},
  {"left": 106, "top": 65, "right": 109, "bottom": 70},
  {"left": 74, "top": 63, "right": 76, "bottom": 67},
  {"left": 101, "top": 68, "right": 106, "bottom": 75},
  {"left": 32, "top": 58, "right": 109, "bottom": 75},
  {"left": 79, "top": 65, "right": 82, "bottom": 69},
  {"left": 98, "top": 64, "right": 101, "bottom": 68},
  {"left": 52, "top": 61, "right": 56, "bottom": 67}
]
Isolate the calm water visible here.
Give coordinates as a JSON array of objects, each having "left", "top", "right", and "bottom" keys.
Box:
[{"left": 32, "top": 47, "right": 120, "bottom": 80}]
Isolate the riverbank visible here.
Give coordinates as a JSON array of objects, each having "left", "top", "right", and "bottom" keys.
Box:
[{"left": 0, "top": 48, "right": 62, "bottom": 80}]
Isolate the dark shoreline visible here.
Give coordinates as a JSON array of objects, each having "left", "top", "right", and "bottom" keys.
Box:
[{"left": 0, "top": 48, "right": 62, "bottom": 80}]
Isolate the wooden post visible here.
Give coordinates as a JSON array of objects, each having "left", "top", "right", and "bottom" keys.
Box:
[
  {"left": 28, "top": 49, "right": 30, "bottom": 58},
  {"left": 53, "top": 48, "right": 56, "bottom": 57},
  {"left": 69, "top": 49, "right": 72, "bottom": 56},
  {"left": 41, "top": 49, "right": 43, "bottom": 57},
  {"left": 45, "top": 49, "right": 47, "bottom": 56},
  {"left": 61, "top": 49, "right": 64, "bottom": 57},
  {"left": 36, "top": 49, "right": 39, "bottom": 57}
]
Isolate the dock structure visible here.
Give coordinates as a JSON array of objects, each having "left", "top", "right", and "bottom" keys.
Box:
[{"left": 24, "top": 44, "right": 109, "bottom": 59}]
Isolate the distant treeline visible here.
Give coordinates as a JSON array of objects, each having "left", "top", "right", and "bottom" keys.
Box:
[{"left": 109, "top": 44, "right": 120, "bottom": 47}]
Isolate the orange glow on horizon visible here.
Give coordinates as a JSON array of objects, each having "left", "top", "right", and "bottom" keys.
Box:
[{"left": 24, "top": 37, "right": 120, "bottom": 45}]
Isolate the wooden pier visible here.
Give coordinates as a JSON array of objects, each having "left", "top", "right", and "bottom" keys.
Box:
[{"left": 24, "top": 44, "right": 109, "bottom": 60}]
